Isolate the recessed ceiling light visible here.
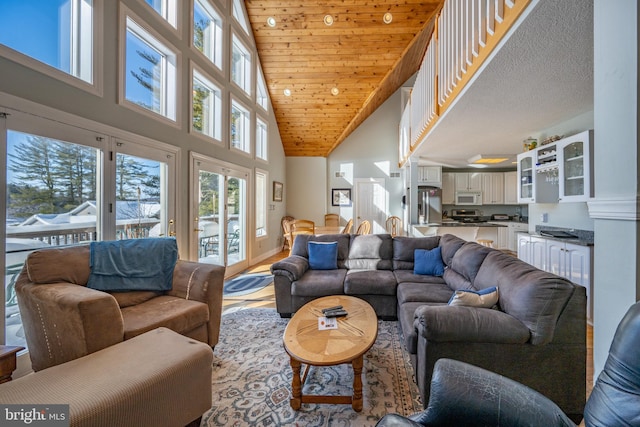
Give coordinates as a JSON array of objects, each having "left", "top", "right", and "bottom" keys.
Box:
[
  {"left": 331, "top": 87, "right": 339, "bottom": 96},
  {"left": 383, "top": 12, "right": 393, "bottom": 24},
  {"left": 323, "top": 15, "right": 334, "bottom": 26},
  {"left": 283, "top": 88, "right": 291, "bottom": 97},
  {"left": 266, "top": 17, "right": 276, "bottom": 27}
]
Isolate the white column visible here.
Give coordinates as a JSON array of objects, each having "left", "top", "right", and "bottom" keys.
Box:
[{"left": 589, "top": 0, "right": 640, "bottom": 378}]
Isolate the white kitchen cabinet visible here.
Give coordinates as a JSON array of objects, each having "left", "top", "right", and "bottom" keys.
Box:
[
  {"left": 418, "top": 166, "right": 442, "bottom": 186},
  {"left": 508, "top": 222, "right": 528, "bottom": 251},
  {"left": 455, "top": 172, "right": 482, "bottom": 192},
  {"left": 530, "top": 236, "right": 547, "bottom": 270},
  {"left": 441, "top": 172, "right": 455, "bottom": 204},
  {"left": 516, "top": 152, "right": 535, "bottom": 203},
  {"left": 558, "top": 130, "right": 594, "bottom": 202},
  {"left": 517, "top": 233, "right": 532, "bottom": 263},
  {"left": 504, "top": 171, "right": 518, "bottom": 204},
  {"left": 546, "top": 240, "right": 593, "bottom": 322},
  {"left": 519, "top": 234, "right": 594, "bottom": 323},
  {"left": 482, "top": 173, "right": 504, "bottom": 204}
]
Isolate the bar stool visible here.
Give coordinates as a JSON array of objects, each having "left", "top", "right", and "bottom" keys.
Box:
[{"left": 477, "top": 239, "right": 494, "bottom": 248}]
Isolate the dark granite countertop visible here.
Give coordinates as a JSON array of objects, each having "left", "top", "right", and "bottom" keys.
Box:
[
  {"left": 413, "top": 222, "right": 507, "bottom": 228},
  {"left": 527, "top": 226, "right": 594, "bottom": 246}
]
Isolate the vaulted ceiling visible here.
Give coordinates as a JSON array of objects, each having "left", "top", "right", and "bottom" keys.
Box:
[{"left": 245, "top": 1, "right": 445, "bottom": 157}]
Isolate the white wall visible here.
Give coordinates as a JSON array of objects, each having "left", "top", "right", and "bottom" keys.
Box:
[
  {"left": 326, "top": 88, "right": 406, "bottom": 227},
  {"left": 285, "top": 157, "right": 327, "bottom": 225},
  {"left": 590, "top": 0, "right": 640, "bottom": 377}
]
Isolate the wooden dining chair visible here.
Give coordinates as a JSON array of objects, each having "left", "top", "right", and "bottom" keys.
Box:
[
  {"left": 385, "top": 216, "right": 403, "bottom": 237},
  {"left": 281, "top": 216, "right": 294, "bottom": 251},
  {"left": 289, "top": 219, "right": 315, "bottom": 253},
  {"left": 324, "top": 213, "right": 340, "bottom": 227},
  {"left": 341, "top": 219, "right": 353, "bottom": 234},
  {"left": 355, "top": 220, "right": 371, "bottom": 235}
]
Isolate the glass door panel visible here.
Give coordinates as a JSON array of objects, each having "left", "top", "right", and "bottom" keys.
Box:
[
  {"left": 192, "top": 156, "right": 248, "bottom": 277},
  {"left": 5, "top": 130, "right": 100, "bottom": 348},
  {"left": 562, "top": 141, "right": 584, "bottom": 197},
  {"left": 519, "top": 155, "right": 533, "bottom": 200}
]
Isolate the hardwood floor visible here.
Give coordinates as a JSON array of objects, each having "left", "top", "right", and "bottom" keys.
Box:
[{"left": 225, "top": 250, "right": 594, "bottom": 418}]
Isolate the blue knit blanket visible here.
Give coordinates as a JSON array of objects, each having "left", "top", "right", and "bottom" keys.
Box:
[{"left": 87, "top": 238, "right": 178, "bottom": 292}]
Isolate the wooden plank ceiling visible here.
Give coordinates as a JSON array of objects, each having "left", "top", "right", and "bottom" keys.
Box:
[{"left": 245, "top": 1, "right": 444, "bottom": 157}]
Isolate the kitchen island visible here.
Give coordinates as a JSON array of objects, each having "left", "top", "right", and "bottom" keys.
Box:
[{"left": 411, "top": 222, "right": 507, "bottom": 245}]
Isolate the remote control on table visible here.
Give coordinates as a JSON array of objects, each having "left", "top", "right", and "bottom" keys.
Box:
[
  {"left": 322, "top": 305, "right": 343, "bottom": 313},
  {"left": 324, "top": 309, "right": 348, "bottom": 318}
]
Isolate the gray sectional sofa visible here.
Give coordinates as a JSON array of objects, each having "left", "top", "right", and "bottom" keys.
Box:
[{"left": 270, "top": 233, "right": 587, "bottom": 422}]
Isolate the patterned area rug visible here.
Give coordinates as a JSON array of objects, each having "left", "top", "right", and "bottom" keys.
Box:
[{"left": 202, "top": 308, "right": 421, "bottom": 427}]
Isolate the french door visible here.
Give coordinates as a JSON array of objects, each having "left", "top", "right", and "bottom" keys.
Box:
[{"left": 190, "top": 153, "right": 248, "bottom": 277}]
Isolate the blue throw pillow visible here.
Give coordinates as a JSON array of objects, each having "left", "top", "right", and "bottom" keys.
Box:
[
  {"left": 308, "top": 241, "right": 338, "bottom": 270},
  {"left": 414, "top": 247, "right": 445, "bottom": 276}
]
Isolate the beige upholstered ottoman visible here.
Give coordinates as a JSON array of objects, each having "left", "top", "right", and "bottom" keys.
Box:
[{"left": 0, "top": 328, "right": 213, "bottom": 427}]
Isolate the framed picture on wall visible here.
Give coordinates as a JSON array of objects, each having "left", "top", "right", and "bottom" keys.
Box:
[
  {"left": 332, "top": 188, "right": 352, "bottom": 206},
  {"left": 273, "top": 181, "right": 283, "bottom": 202}
]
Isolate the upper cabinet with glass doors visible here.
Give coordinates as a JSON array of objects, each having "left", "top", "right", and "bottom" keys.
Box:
[
  {"left": 517, "top": 152, "right": 535, "bottom": 203},
  {"left": 558, "top": 130, "right": 594, "bottom": 202}
]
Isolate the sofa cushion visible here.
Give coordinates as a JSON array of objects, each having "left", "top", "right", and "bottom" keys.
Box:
[
  {"left": 473, "top": 251, "right": 575, "bottom": 345},
  {"left": 26, "top": 245, "right": 91, "bottom": 285},
  {"left": 110, "top": 291, "right": 163, "bottom": 308},
  {"left": 291, "top": 269, "right": 347, "bottom": 297},
  {"left": 291, "top": 234, "right": 351, "bottom": 268},
  {"left": 392, "top": 236, "right": 440, "bottom": 270},
  {"left": 438, "top": 234, "right": 467, "bottom": 266},
  {"left": 344, "top": 234, "right": 393, "bottom": 270},
  {"left": 396, "top": 281, "right": 453, "bottom": 305},
  {"left": 398, "top": 301, "right": 445, "bottom": 353},
  {"left": 344, "top": 270, "right": 396, "bottom": 296},
  {"left": 449, "top": 286, "right": 499, "bottom": 308},
  {"left": 121, "top": 296, "right": 209, "bottom": 340},
  {"left": 444, "top": 242, "right": 492, "bottom": 291},
  {"left": 308, "top": 241, "right": 338, "bottom": 270},
  {"left": 414, "top": 247, "right": 445, "bottom": 276}
]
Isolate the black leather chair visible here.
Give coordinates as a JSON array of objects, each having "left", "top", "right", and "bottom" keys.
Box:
[{"left": 376, "top": 301, "right": 640, "bottom": 427}]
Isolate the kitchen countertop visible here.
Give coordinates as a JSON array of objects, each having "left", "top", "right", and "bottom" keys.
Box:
[
  {"left": 522, "top": 226, "right": 595, "bottom": 246},
  {"left": 413, "top": 222, "right": 507, "bottom": 228}
]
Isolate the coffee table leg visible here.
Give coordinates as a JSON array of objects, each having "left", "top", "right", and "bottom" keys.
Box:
[
  {"left": 290, "top": 356, "right": 302, "bottom": 410},
  {"left": 352, "top": 355, "right": 364, "bottom": 412}
]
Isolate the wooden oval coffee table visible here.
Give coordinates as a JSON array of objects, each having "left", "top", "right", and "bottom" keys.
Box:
[{"left": 283, "top": 295, "right": 378, "bottom": 412}]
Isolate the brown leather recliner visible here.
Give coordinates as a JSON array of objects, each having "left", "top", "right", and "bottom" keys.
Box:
[{"left": 16, "top": 244, "right": 225, "bottom": 371}]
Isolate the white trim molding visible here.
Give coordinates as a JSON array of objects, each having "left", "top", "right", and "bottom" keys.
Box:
[{"left": 588, "top": 196, "right": 640, "bottom": 220}]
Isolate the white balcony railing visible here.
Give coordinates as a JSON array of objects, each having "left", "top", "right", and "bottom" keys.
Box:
[{"left": 401, "top": 0, "right": 530, "bottom": 164}]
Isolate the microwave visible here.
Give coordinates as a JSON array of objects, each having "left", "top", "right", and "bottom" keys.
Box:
[{"left": 455, "top": 191, "right": 483, "bottom": 205}]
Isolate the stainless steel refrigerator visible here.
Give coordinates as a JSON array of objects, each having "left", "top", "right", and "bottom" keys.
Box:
[{"left": 417, "top": 186, "right": 442, "bottom": 224}]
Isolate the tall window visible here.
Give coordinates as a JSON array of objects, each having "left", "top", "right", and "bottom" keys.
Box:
[
  {"left": 231, "top": 34, "right": 252, "bottom": 96},
  {"left": 255, "top": 170, "right": 267, "bottom": 238},
  {"left": 256, "top": 117, "right": 268, "bottom": 161},
  {"left": 192, "top": 68, "right": 222, "bottom": 141},
  {"left": 232, "top": 0, "right": 250, "bottom": 34},
  {"left": 231, "top": 99, "right": 251, "bottom": 154},
  {"left": 257, "top": 68, "right": 269, "bottom": 111},
  {"left": 124, "top": 16, "right": 178, "bottom": 121},
  {"left": 0, "top": 0, "right": 94, "bottom": 84},
  {"left": 144, "top": 0, "right": 177, "bottom": 28},
  {"left": 193, "top": 0, "right": 223, "bottom": 71}
]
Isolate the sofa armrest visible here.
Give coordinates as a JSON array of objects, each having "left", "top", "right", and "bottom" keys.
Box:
[
  {"left": 270, "top": 255, "right": 309, "bottom": 282},
  {"left": 414, "top": 305, "right": 530, "bottom": 344},
  {"left": 169, "top": 260, "right": 225, "bottom": 347},
  {"left": 16, "top": 281, "right": 124, "bottom": 371},
  {"left": 411, "top": 359, "right": 575, "bottom": 427}
]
